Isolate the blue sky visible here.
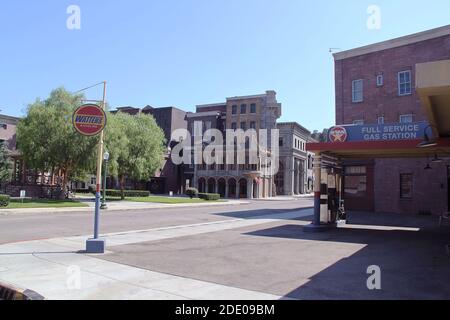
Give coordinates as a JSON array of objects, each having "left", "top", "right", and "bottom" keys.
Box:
[{"left": 1, "top": 0, "right": 449, "bottom": 131}]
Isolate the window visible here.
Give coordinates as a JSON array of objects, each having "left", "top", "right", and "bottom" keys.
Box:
[
  {"left": 344, "top": 166, "right": 367, "bottom": 198},
  {"left": 400, "top": 174, "right": 413, "bottom": 199},
  {"left": 250, "top": 121, "right": 256, "bottom": 129},
  {"left": 399, "top": 114, "right": 413, "bottom": 123},
  {"left": 353, "top": 120, "right": 364, "bottom": 125},
  {"left": 240, "top": 122, "right": 246, "bottom": 130},
  {"left": 352, "top": 79, "right": 364, "bottom": 103},
  {"left": 376, "top": 74, "right": 384, "bottom": 87},
  {"left": 231, "top": 122, "right": 237, "bottom": 130},
  {"left": 240, "top": 104, "right": 247, "bottom": 114},
  {"left": 377, "top": 117, "right": 385, "bottom": 124},
  {"left": 398, "top": 70, "right": 412, "bottom": 96},
  {"left": 279, "top": 138, "right": 284, "bottom": 147},
  {"left": 232, "top": 105, "right": 237, "bottom": 115},
  {"left": 250, "top": 103, "right": 256, "bottom": 113},
  {"left": 345, "top": 166, "right": 367, "bottom": 174}
]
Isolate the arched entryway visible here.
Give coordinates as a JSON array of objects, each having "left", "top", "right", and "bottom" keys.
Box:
[
  {"left": 198, "top": 178, "right": 206, "bottom": 193},
  {"left": 275, "top": 160, "right": 285, "bottom": 196},
  {"left": 253, "top": 179, "right": 258, "bottom": 199},
  {"left": 228, "top": 178, "right": 237, "bottom": 198},
  {"left": 207, "top": 178, "right": 216, "bottom": 194},
  {"left": 239, "top": 178, "right": 248, "bottom": 199},
  {"left": 218, "top": 178, "right": 226, "bottom": 198}
]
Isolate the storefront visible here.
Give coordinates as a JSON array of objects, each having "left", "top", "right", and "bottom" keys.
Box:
[{"left": 305, "top": 60, "right": 450, "bottom": 232}]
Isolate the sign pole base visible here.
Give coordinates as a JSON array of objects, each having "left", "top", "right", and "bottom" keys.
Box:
[
  {"left": 85, "top": 238, "right": 105, "bottom": 254},
  {"left": 85, "top": 191, "right": 105, "bottom": 254}
]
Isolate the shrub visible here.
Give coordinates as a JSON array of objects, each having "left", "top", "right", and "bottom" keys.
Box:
[
  {"left": 0, "top": 194, "right": 10, "bottom": 207},
  {"left": 91, "top": 189, "right": 150, "bottom": 197},
  {"left": 198, "top": 193, "right": 220, "bottom": 201},
  {"left": 75, "top": 189, "right": 91, "bottom": 194},
  {"left": 185, "top": 188, "right": 199, "bottom": 199}
]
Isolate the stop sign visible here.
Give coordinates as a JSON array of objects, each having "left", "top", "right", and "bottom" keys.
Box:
[{"left": 72, "top": 104, "right": 107, "bottom": 136}]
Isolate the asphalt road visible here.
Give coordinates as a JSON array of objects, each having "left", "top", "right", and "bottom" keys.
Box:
[{"left": 0, "top": 199, "right": 313, "bottom": 245}]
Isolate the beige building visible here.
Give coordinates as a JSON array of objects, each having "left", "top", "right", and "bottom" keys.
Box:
[{"left": 188, "top": 91, "right": 281, "bottom": 199}]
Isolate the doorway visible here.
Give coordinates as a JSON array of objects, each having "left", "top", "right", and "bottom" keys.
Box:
[{"left": 447, "top": 166, "right": 450, "bottom": 211}]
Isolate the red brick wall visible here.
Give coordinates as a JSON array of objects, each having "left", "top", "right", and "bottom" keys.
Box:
[
  {"left": 335, "top": 35, "right": 450, "bottom": 125},
  {"left": 335, "top": 34, "right": 450, "bottom": 215},
  {"left": 374, "top": 158, "right": 448, "bottom": 215}
]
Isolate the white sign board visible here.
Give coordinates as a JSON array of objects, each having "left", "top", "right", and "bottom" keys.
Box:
[{"left": 20, "top": 190, "right": 26, "bottom": 199}]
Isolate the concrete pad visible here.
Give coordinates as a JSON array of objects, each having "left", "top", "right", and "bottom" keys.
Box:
[
  {"left": 0, "top": 240, "right": 282, "bottom": 300},
  {"left": 98, "top": 213, "right": 450, "bottom": 300}
]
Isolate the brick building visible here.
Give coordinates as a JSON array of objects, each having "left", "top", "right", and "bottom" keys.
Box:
[
  {"left": 111, "top": 106, "right": 188, "bottom": 194},
  {"left": 330, "top": 25, "right": 450, "bottom": 215}
]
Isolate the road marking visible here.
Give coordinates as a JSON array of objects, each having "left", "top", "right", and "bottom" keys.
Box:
[{"left": 63, "top": 209, "right": 313, "bottom": 247}]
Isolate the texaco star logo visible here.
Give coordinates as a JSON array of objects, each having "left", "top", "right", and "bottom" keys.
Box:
[{"left": 329, "top": 126, "right": 348, "bottom": 143}]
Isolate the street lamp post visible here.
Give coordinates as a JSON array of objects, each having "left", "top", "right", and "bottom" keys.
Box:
[{"left": 101, "top": 151, "right": 110, "bottom": 210}]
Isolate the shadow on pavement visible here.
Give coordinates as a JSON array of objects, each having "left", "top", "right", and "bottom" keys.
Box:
[{"left": 244, "top": 212, "right": 450, "bottom": 300}]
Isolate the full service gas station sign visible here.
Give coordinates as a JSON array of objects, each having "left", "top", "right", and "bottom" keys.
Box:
[
  {"left": 328, "top": 122, "right": 429, "bottom": 143},
  {"left": 72, "top": 104, "right": 107, "bottom": 136}
]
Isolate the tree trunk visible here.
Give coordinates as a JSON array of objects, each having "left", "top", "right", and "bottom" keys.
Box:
[
  {"left": 120, "top": 175, "right": 125, "bottom": 200},
  {"left": 60, "top": 168, "right": 70, "bottom": 200}
]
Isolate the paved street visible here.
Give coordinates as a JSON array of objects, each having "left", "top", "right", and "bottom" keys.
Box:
[
  {"left": 1, "top": 198, "right": 450, "bottom": 300},
  {"left": 0, "top": 199, "right": 311, "bottom": 245}
]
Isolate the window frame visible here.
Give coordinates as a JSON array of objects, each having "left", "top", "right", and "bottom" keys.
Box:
[
  {"left": 352, "top": 79, "right": 364, "bottom": 103},
  {"left": 240, "top": 104, "right": 247, "bottom": 114},
  {"left": 399, "top": 114, "right": 413, "bottom": 124},
  {"left": 231, "top": 105, "right": 237, "bottom": 115},
  {"left": 376, "top": 74, "right": 384, "bottom": 87},
  {"left": 400, "top": 173, "right": 413, "bottom": 199},
  {"left": 250, "top": 103, "right": 256, "bottom": 114},
  {"left": 398, "top": 70, "right": 412, "bottom": 96}
]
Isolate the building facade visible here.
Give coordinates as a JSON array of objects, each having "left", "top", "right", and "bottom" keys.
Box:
[
  {"left": 276, "top": 122, "right": 314, "bottom": 196},
  {"left": 188, "top": 91, "right": 282, "bottom": 199},
  {"left": 333, "top": 25, "right": 450, "bottom": 214},
  {"left": 111, "top": 106, "right": 189, "bottom": 194}
]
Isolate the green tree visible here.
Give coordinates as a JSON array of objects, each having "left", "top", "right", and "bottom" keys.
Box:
[
  {"left": 0, "top": 141, "right": 12, "bottom": 184},
  {"left": 17, "top": 88, "right": 98, "bottom": 197},
  {"left": 105, "top": 112, "right": 166, "bottom": 199}
]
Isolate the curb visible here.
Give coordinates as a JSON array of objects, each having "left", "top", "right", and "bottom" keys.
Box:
[
  {"left": 0, "top": 281, "right": 45, "bottom": 300},
  {"left": 0, "top": 200, "right": 251, "bottom": 216}
]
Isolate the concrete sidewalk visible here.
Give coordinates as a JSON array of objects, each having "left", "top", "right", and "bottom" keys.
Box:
[
  {"left": 0, "top": 209, "right": 311, "bottom": 300},
  {"left": 0, "top": 199, "right": 250, "bottom": 216},
  {"left": 252, "top": 194, "right": 314, "bottom": 201}
]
